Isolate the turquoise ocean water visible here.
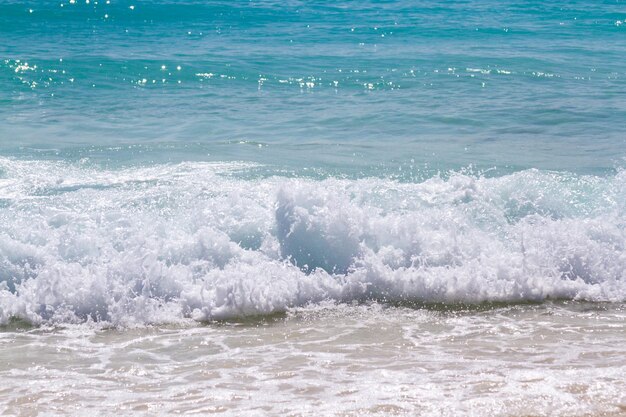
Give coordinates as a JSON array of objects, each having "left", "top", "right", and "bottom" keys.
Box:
[
  {"left": 2, "top": 2, "right": 626, "bottom": 416},
  {"left": 0, "top": 0, "right": 625, "bottom": 323}
]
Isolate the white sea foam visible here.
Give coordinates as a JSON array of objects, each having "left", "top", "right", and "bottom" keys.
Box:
[{"left": 0, "top": 158, "right": 624, "bottom": 326}]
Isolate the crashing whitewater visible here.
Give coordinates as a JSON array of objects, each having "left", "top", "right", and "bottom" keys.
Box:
[{"left": 0, "top": 158, "right": 624, "bottom": 326}]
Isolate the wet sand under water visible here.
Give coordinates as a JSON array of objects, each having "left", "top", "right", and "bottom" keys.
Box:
[{"left": 0, "top": 301, "right": 624, "bottom": 416}]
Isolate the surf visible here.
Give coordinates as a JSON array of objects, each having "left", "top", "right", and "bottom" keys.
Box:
[{"left": 0, "top": 158, "right": 623, "bottom": 326}]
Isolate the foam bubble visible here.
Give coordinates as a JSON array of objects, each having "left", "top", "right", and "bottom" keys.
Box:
[{"left": 0, "top": 158, "right": 624, "bottom": 325}]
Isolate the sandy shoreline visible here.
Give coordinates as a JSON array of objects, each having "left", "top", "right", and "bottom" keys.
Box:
[{"left": 1, "top": 302, "right": 624, "bottom": 416}]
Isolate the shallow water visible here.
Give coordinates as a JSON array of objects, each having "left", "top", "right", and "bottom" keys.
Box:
[{"left": 1, "top": 302, "right": 625, "bottom": 416}]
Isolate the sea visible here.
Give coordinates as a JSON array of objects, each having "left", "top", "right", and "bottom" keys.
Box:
[{"left": 1, "top": 0, "right": 625, "bottom": 415}]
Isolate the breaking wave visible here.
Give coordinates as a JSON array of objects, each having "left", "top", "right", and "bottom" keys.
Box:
[{"left": 0, "top": 158, "right": 624, "bottom": 326}]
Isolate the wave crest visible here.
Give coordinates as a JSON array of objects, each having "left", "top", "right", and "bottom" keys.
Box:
[{"left": 0, "top": 159, "right": 624, "bottom": 325}]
